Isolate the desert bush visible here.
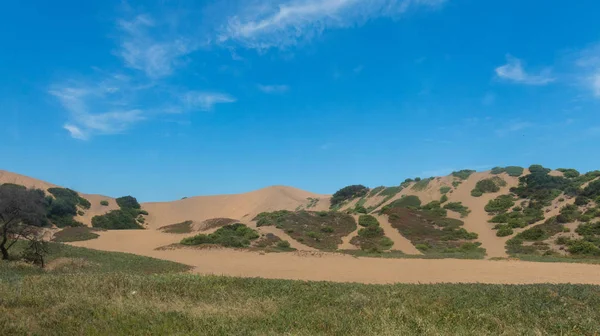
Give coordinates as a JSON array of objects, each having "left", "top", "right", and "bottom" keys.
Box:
[
  {"left": 358, "top": 215, "right": 379, "bottom": 227},
  {"left": 470, "top": 189, "right": 483, "bottom": 197},
  {"left": 354, "top": 205, "right": 367, "bottom": 214},
  {"left": 485, "top": 195, "right": 515, "bottom": 213},
  {"left": 439, "top": 186, "right": 451, "bottom": 194},
  {"left": 77, "top": 210, "right": 84, "bottom": 216},
  {"left": 491, "top": 167, "right": 505, "bottom": 174},
  {"left": 529, "top": 164, "right": 551, "bottom": 174},
  {"left": 567, "top": 240, "right": 600, "bottom": 256},
  {"left": 555, "top": 236, "right": 569, "bottom": 245},
  {"left": 276, "top": 240, "right": 291, "bottom": 249},
  {"left": 368, "top": 186, "right": 385, "bottom": 197},
  {"left": 443, "top": 202, "right": 471, "bottom": 217},
  {"left": 91, "top": 210, "right": 143, "bottom": 230},
  {"left": 100, "top": 200, "right": 109, "bottom": 206},
  {"left": 556, "top": 204, "right": 582, "bottom": 224},
  {"left": 381, "top": 195, "right": 421, "bottom": 211},
  {"left": 505, "top": 166, "right": 525, "bottom": 177},
  {"left": 557, "top": 168, "right": 580, "bottom": 178},
  {"left": 379, "top": 186, "right": 402, "bottom": 197},
  {"left": 440, "top": 194, "right": 449, "bottom": 203},
  {"left": 411, "top": 178, "right": 433, "bottom": 191},
  {"left": 116, "top": 196, "right": 141, "bottom": 210},
  {"left": 320, "top": 226, "right": 334, "bottom": 233},
  {"left": 496, "top": 225, "right": 513, "bottom": 237},
  {"left": 180, "top": 223, "right": 259, "bottom": 248},
  {"left": 452, "top": 181, "right": 461, "bottom": 188},
  {"left": 358, "top": 225, "right": 384, "bottom": 238},
  {"left": 452, "top": 170, "right": 475, "bottom": 180},
  {"left": 330, "top": 185, "right": 369, "bottom": 209}
]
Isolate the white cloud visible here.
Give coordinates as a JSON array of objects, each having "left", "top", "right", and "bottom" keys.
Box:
[
  {"left": 575, "top": 44, "right": 600, "bottom": 97},
  {"left": 183, "top": 92, "right": 237, "bottom": 111},
  {"left": 593, "top": 73, "right": 600, "bottom": 97},
  {"left": 50, "top": 82, "right": 145, "bottom": 140},
  {"left": 257, "top": 84, "right": 289, "bottom": 93},
  {"left": 218, "top": 0, "right": 446, "bottom": 49},
  {"left": 116, "top": 14, "right": 196, "bottom": 78},
  {"left": 495, "top": 55, "right": 555, "bottom": 85}
]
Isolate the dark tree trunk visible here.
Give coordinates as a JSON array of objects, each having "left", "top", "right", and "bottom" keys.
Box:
[{"left": 0, "top": 240, "right": 8, "bottom": 260}]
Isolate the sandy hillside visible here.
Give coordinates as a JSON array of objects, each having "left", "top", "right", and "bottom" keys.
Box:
[{"left": 143, "top": 186, "right": 330, "bottom": 229}]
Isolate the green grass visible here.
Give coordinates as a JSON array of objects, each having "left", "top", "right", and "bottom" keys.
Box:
[
  {"left": 51, "top": 227, "right": 101, "bottom": 242},
  {"left": 181, "top": 223, "right": 259, "bottom": 248},
  {"left": 2, "top": 273, "right": 600, "bottom": 335},
  {"left": 254, "top": 211, "right": 357, "bottom": 250},
  {"left": 443, "top": 202, "right": 471, "bottom": 217},
  {"left": 411, "top": 177, "right": 433, "bottom": 191},
  {"left": 0, "top": 241, "right": 190, "bottom": 282},
  {"left": 451, "top": 169, "right": 475, "bottom": 180},
  {"left": 159, "top": 220, "right": 194, "bottom": 234}
]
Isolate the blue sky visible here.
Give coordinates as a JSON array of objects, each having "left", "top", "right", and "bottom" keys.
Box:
[{"left": 1, "top": 0, "right": 600, "bottom": 201}]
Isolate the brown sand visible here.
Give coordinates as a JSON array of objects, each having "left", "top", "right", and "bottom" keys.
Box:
[{"left": 71, "top": 229, "right": 600, "bottom": 285}]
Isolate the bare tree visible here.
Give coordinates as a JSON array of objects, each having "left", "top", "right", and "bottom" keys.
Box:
[{"left": 0, "top": 184, "right": 47, "bottom": 261}]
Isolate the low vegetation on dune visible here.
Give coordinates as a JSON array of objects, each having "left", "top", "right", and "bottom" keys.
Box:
[
  {"left": 351, "top": 215, "right": 394, "bottom": 252},
  {"left": 491, "top": 166, "right": 525, "bottom": 177},
  {"left": 253, "top": 233, "right": 295, "bottom": 251},
  {"left": 380, "top": 195, "right": 484, "bottom": 258},
  {"left": 159, "top": 220, "right": 194, "bottom": 234},
  {"left": 364, "top": 186, "right": 404, "bottom": 213},
  {"left": 181, "top": 223, "right": 260, "bottom": 248},
  {"left": 46, "top": 187, "right": 90, "bottom": 228},
  {"left": 51, "top": 227, "right": 101, "bottom": 242},
  {"left": 200, "top": 217, "right": 239, "bottom": 231},
  {"left": 92, "top": 195, "right": 147, "bottom": 230},
  {"left": 471, "top": 176, "right": 507, "bottom": 197},
  {"left": 411, "top": 177, "right": 433, "bottom": 191},
  {"left": 330, "top": 185, "right": 368, "bottom": 209},
  {"left": 254, "top": 210, "right": 356, "bottom": 250},
  {"left": 443, "top": 202, "right": 471, "bottom": 218},
  {"left": 451, "top": 169, "right": 476, "bottom": 180}
]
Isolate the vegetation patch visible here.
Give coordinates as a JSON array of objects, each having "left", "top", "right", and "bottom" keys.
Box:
[
  {"left": 470, "top": 177, "right": 507, "bottom": 197},
  {"left": 382, "top": 207, "right": 484, "bottom": 258},
  {"left": 491, "top": 166, "right": 525, "bottom": 177},
  {"left": 365, "top": 186, "right": 404, "bottom": 212},
  {"left": 489, "top": 206, "right": 544, "bottom": 230},
  {"left": 368, "top": 186, "right": 385, "bottom": 197},
  {"left": 181, "top": 223, "right": 259, "bottom": 248},
  {"left": 439, "top": 186, "right": 451, "bottom": 194},
  {"left": 200, "top": 218, "right": 239, "bottom": 231},
  {"left": 358, "top": 214, "right": 379, "bottom": 227},
  {"left": 305, "top": 197, "right": 319, "bottom": 209},
  {"left": 330, "top": 185, "right": 368, "bottom": 209},
  {"left": 91, "top": 195, "right": 147, "bottom": 230},
  {"left": 253, "top": 211, "right": 356, "bottom": 250},
  {"left": 100, "top": 200, "right": 109, "bottom": 206},
  {"left": 159, "top": 220, "right": 194, "bottom": 234},
  {"left": 485, "top": 195, "right": 515, "bottom": 214},
  {"left": 443, "top": 202, "right": 471, "bottom": 217},
  {"left": 557, "top": 168, "right": 581, "bottom": 178},
  {"left": 411, "top": 178, "right": 433, "bottom": 191},
  {"left": 46, "top": 187, "right": 88, "bottom": 228},
  {"left": 380, "top": 195, "right": 422, "bottom": 212},
  {"left": 451, "top": 170, "right": 476, "bottom": 180},
  {"left": 506, "top": 217, "right": 565, "bottom": 255},
  {"left": 51, "top": 227, "right": 100, "bottom": 242},
  {"left": 252, "top": 233, "right": 295, "bottom": 252},
  {"left": 350, "top": 226, "right": 394, "bottom": 253}
]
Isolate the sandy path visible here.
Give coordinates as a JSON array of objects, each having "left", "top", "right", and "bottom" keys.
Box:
[
  {"left": 69, "top": 230, "right": 600, "bottom": 285},
  {"left": 447, "top": 172, "right": 512, "bottom": 258},
  {"left": 372, "top": 214, "right": 422, "bottom": 255},
  {"left": 338, "top": 215, "right": 360, "bottom": 250}
]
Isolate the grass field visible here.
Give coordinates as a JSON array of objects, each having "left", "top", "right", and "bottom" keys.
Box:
[{"left": 2, "top": 242, "right": 600, "bottom": 335}]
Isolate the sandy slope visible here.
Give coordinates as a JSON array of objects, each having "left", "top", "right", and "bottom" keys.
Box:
[
  {"left": 142, "top": 186, "right": 329, "bottom": 229},
  {"left": 372, "top": 214, "right": 422, "bottom": 255},
  {"left": 70, "top": 229, "right": 600, "bottom": 285}
]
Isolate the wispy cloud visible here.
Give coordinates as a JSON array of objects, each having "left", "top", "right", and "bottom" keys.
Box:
[
  {"left": 182, "top": 92, "right": 237, "bottom": 111},
  {"left": 257, "top": 84, "right": 289, "bottom": 93},
  {"left": 495, "top": 120, "right": 534, "bottom": 137},
  {"left": 495, "top": 55, "right": 555, "bottom": 85},
  {"left": 575, "top": 43, "right": 600, "bottom": 97},
  {"left": 116, "top": 14, "right": 196, "bottom": 78},
  {"left": 218, "top": 0, "right": 447, "bottom": 49},
  {"left": 50, "top": 84, "right": 145, "bottom": 140}
]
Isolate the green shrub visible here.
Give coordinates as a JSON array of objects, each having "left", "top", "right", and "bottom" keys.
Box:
[
  {"left": 411, "top": 178, "right": 433, "bottom": 191},
  {"left": 77, "top": 210, "right": 85, "bottom": 216},
  {"left": 452, "top": 170, "right": 476, "bottom": 180},
  {"left": 567, "top": 240, "right": 600, "bottom": 256},
  {"left": 415, "top": 243, "right": 430, "bottom": 251},
  {"left": 91, "top": 209, "right": 144, "bottom": 230},
  {"left": 452, "top": 181, "right": 461, "bottom": 188},
  {"left": 496, "top": 225, "right": 513, "bottom": 237},
  {"left": 354, "top": 205, "right": 367, "bottom": 214},
  {"left": 358, "top": 215, "right": 379, "bottom": 227},
  {"left": 100, "top": 200, "right": 109, "bottom": 206},
  {"left": 490, "top": 167, "right": 505, "bottom": 174},
  {"left": 358, "top": 225, "right": 384, "bottom": 238},
  {"left": 557, "top": 168, "right": 580, "bottom": 178},
  {"left": 485, "top": 195, "right": 515, "bottom": 213},
  {"left": 529, "top": 164, "right": 551, "bottom": 174},
  {"left": 381, "top": 195, "right": 421, "bottom": 211},
  {"left": 320, "top": 226, "right": 334, "bottom": 233},
  {"left": 556, "top": 204, "right": 582, "bottom": 224},
  {"left": 439, "top": 186, "right": 451, "bottom": 194},
  {"left": 116, "top": 196, "right": 141, "bottom": 209},
  {"left": 443, "top": 202, "right": 471, "bottom": 217},
  {"left": 470, "top": 189, "right": 483, "bottom": 197},
  {"left": 440, "top": 194, "right": 448, "bottom": 203},
  {"left": 505, "top": 166, "right": 524, "bottom": 177},
  {"left": 307, "top": 231, "right": 320, "bottom": 239},
  {"left": 276, "top": 240, "right": 291, "bottom": 249},
  {"left": 555, "top": 236, "right": 569, "bottom": 245},
  {"left": 180, "top": 223, "right": 259, "bottom": 247},
  {"left": 330, "top": 185, "right": 368, "bottom": 209},
  {"left": 378, "top": 186, "right": 402, "bottom": 197}
]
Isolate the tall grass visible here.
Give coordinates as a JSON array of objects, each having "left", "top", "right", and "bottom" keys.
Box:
[{"left": 1, "top": 273, "right": 600, "bottom": 335}]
